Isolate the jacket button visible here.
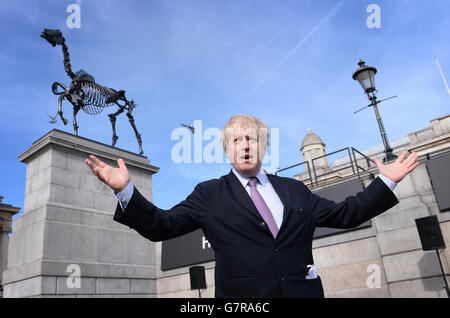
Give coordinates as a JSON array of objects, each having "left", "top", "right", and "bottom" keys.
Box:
[
  {"left": 274, "top": 248, "right": 278, "bottom": 252},
  {"left": 299, "top": 208, "right": 304, "bottom": 212},
  {"left": 280, "top": 276, "right": 285, "bottom": 281},
  {"left": 259, "top": 221, "right": 266, "bottom": 228}
]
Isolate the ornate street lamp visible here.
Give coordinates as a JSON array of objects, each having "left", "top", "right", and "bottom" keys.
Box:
[{"left": 353, "top": 59, "right": 397, "bottom": 162}]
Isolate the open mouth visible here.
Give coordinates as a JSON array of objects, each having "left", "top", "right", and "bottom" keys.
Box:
[{"left": 240, "top": 154, "right": 254, "bottom": 163}]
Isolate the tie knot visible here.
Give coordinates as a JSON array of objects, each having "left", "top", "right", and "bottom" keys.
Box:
[{"left": 248, "top": 177, "right": 259, "bottom": 187}]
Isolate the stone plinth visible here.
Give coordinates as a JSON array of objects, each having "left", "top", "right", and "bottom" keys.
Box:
[{"left": 3, "top": 129, "right": 159, "bottom": 298}]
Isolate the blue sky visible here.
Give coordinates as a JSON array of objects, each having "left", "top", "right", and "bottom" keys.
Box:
[{"left": 1, "top": 0, "right": 449, "bottom": 222}]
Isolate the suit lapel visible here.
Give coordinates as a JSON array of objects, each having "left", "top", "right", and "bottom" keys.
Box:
[{"left": 224, "top": 170, "right": 264, "bottom": 222}]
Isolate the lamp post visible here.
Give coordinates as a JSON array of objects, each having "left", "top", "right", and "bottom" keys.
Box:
[{"left": 352, "top": 59, "right": 397, "bottom": 162}]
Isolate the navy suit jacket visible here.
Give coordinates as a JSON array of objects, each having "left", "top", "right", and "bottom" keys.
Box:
[{"left": 113, "top": 170, "right": 398, "bottom": 298}]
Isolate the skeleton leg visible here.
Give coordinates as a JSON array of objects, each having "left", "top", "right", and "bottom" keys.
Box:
[
  {"left": 108, "top": 108, "right": 125, "bottom": 147},
  {"left": 57, "top": 94, "right": 69, "bottom": 125},
  {"left": 73, "top": 105, "right": 81, "bottom": 135},
  {"left": 126, "top": 111, "right": 144, "bottom": 155}
]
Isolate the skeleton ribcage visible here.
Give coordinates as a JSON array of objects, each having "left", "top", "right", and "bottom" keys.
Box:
[
  {"left": 72, "top": 70, "right": 118, "bottom": 115},
  {"left": 79, "top": 81, "right": 116, "bottom": 115}
]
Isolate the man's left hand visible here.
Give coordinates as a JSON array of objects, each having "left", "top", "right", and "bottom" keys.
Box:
[{"left": 373, "top": 151, "right": 420, "bottom": 183}]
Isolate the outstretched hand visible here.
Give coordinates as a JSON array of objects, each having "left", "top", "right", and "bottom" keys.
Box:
[
  {"left": 373, "top": 151, "right": 420, "bottom": 183},
  {"left": 85, "top": 155, "right": 130, "bottom": 192}
]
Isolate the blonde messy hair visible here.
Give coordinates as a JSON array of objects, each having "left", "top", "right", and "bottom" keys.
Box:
[{"left": 222, "top": 114, "right": 270, "bottom": 151}]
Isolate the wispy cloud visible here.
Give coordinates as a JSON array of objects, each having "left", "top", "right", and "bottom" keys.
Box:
[
  {"left": 249, "top": 0, "right": 346, "bottom": 95},
  {"left": 435, "top": 58, "right": 450, "bottom": 96}
]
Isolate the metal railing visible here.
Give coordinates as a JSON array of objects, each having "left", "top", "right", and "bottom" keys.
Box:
[
  {"left": 275, "top": 147, "right": 376, "bottom": 187},
  {"left": 275, "top": 160, "right": 313, "bottom": 185},
  {"left": 351, "top": 147, "right": 376, "bottom": 181}
]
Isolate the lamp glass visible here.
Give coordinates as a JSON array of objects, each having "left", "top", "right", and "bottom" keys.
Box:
[{"left": 356, "top": 69, "right": 376, "bottom": 93}]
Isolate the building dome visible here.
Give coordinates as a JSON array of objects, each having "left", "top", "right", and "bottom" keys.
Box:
[{"left": 301, "top": 128, "right": 325, "bottom": 151}]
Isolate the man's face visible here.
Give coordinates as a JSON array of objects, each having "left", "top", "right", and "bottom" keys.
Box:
[{"left": 225, "top": 125, "right": 267, "bottom": 177}]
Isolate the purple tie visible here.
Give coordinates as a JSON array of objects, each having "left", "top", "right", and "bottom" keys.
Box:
[{"left": 248, "top": 177, "right": 279, "bottom": 238}]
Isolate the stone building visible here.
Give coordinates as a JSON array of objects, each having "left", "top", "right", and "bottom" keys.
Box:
[
  {"left": 300, "top": 128, "right": 330, "bottom": 182},
  {"left": 0, "top": 196, "right": 21, "bottom": 297},
  {"left": 288, "top": 114, "right": 450, "bottom": 297}
]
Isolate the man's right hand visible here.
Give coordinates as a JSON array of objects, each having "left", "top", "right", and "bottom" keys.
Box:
[{"left": 85, "top": 155, "right": 130, "bottom": 193}]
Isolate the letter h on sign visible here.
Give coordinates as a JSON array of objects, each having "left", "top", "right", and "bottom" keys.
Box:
[{"left": 202, "top": 236, "right": 211, "bottom": 249}]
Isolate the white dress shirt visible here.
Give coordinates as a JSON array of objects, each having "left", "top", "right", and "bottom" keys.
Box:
[
  {"left": 115, "top": 181, "right": 134, "bottom": 211},
  {"left": 231, "top": 168, "right": 285, "bottom": 229}
]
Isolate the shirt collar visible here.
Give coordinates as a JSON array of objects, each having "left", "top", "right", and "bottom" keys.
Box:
[{"left": 232, "top": 167, "right": 269, "bottom": 188}]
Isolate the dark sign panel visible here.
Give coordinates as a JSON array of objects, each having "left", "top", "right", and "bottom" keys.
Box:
[
  {"left": 161, "top": 229, "right": 214, "bottom": 271},
  {"left": 312, "top": 178, "right": 371, "bottom": 238},
  {"left": 426, "top": 151, "right": 450, "bottom": 212}
]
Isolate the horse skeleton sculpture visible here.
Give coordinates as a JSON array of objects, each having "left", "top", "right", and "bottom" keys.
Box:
[{"left": 41, "top": 29, "right": 144, "bottom": 155}]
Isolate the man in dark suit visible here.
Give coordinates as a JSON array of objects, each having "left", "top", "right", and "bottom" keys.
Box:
[{"left": 85, "top": 114, "right": 419, "bottom": 298}]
